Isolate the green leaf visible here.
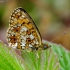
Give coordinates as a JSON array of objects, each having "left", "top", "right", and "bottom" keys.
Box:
[
  {"left": 0, "top": 41, "right": 24, "bottom": 70},
  {"left": 52, "top": 44, "right": 70, "bottom": 70},
  {"left": 21, "top": 46, "right": 60, "bottom": 70}
]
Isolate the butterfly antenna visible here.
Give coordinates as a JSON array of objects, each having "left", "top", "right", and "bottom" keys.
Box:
[{"left": 51, "top": 31, "right": 66, "bottom": 42}]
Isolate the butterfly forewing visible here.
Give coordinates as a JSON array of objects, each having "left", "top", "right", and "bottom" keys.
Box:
[{"left": 7, "top": 7, "right": 42, "bottom": 50}]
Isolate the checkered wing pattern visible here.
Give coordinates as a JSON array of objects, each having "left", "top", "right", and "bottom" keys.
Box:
[{"left": 7, "top": 7, "right": 42, "bottom": 51}]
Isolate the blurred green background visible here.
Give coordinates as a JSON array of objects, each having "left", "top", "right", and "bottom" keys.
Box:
[{"left": 0, "top": 0, "right": 70, "bottom": 50}]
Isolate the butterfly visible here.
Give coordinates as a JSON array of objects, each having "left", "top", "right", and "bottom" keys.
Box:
[{"left": 7, "top": 7, "right": 51, "bottom": 51}]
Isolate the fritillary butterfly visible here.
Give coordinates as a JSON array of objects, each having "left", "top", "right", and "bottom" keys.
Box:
[{"left": 7, "top": 7, "right": 50, "bottom": 51}]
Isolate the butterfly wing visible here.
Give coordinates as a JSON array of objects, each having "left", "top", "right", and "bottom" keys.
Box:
[{"left": 7, "top": 7, "right": 42, "bottom": 50}]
